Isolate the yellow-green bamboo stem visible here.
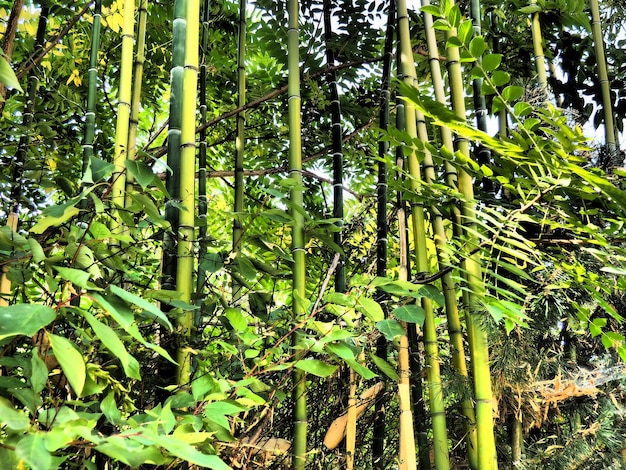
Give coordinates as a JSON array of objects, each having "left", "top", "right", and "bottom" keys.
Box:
[
  {"left": 288, "top": 0, "right": 307, "bottom": 467},
  {"left": 445, "top": 1, "right": 497, "bottom": 467},
  {"left": 346, "top": 368, "right": 357, "bottom": 470},
  {"left": 397, "top": 0, "right": 450, "bottom": 467},
  {"left": 590, "top": 0, "right": 617, "bottom": 153},
  {"left": 175, "top": 0, "right": 199, "bottom": 387},
  {"left": 396, "top": 201, "right": 417, "bottom": 470},
  {"left": 125, "top": 0, "right": 148, "bottom": 200},
  {"left": 232, "top": 0, "right": 247, "bottom": 301},
  {"left": 111, "top": 0, "right": 136, "bottom": 233},
  {"left": 420, "top": 2, "right": 479, "bottom": 467},
  {"left": 529, "top": 0, "right": 548, "bottom": 90}
]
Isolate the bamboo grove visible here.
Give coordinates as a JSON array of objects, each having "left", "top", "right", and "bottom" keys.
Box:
[{"left": 1, "top": 0, "right": 626, "bottom": 468}]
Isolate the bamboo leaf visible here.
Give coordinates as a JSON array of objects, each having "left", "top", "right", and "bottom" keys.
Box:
[
  {"left": 29, "top": 203, "right": 80, "bottom": 234},
  {"left": 0, "top": 304, "right": 55, "bottom": 341},
  {"left": 30, "top": 348, "right": 48, "bottom": 395},
  {"left": 126, "top": 159, "right": 156, "bottom": 188},
  {"left": 142, "top": 434, "right": 230, "bottom": 470},
  {"left": 47, "top": 333, "right": 86, "bottom": 395},
  {"left": 294, "top": 358, "right": 338, "bottom": 377},
  {"left": 53, "top": 266, "right": 91, "bottom": 289},
  {"left": 356, "top": 297, "right": 384, "bottom": 322}
]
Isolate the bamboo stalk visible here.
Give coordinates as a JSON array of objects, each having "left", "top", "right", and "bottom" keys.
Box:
[
  {"left": 111, "top": 0, "right": 136, "bottom": 234},
  {"left": 232, "top": 0, "right": 247, "bottom": 301},
  {"left": 397, "top": 0, "right": 450, "bottom": 467},
  {"left": 125, "top": 0, "right": 148, "bottom": 200},
  {"left": 589, "top": 0, "right": 617, "bottom": 154},
  {"left": 373, "top": 2, "right": 395, "bottom": 468},
  {"left": 175, "top": 0, "right": 200, "bottom": 387},
  {"left": 529, "top": 0, "right": 548, "bottom": 90},
  {"left": 445, "top": 1, "right": 498, "bottom": 467},
  {"left": 322, "top": 0, "right": 346, "bottom": 293},
  {"left": 420, "top": 1, "right": 479, "bottom": 468},
  {"left": 287, "top": 0, "right": 307, "bottom": 467},
  {"left": 80, "top": 0, "right": 102, "bottom": 184},
  {"left": 346, "top": 368, "right": 357, "bottom": 469}
]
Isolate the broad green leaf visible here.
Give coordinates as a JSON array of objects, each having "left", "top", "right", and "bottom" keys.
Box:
[
  {"left": 126, "top": 159, "right": 155, "bottom": 188},
  {"left": 393, "top": 305, "right": 426, "bottom": 325},
  {"left": 81, "top": 310, "right": 141, "bottom": 379},
  {"left": 519, "top": 4, "right": 542, "bottom": 13},
  {"left": 447, "top": 5, "right": 461, "bottom": 27},
  {"left": 0, "top": 397, "right": 30, "bottom": 431},
  {"left": 47, "top": 333, "right": 86, "bottom": 396},
  {"left": 144, "top": 434, "right": 230, "bottom": 470},
  {"left": 482, "top": 53, "right": 502, "bottom": 72},
  {"left": 15, "top": 433, "right": 51, "bottom": 470},
  {"left": 29, "top": 204, "right": 80, "bottom": 234},
  {"left": 109, "top": 284, "right": 173, "bottom": 331},
  {"left": 202, "top": 400, "right": 245, "bottom": 431},
  {"left": 589, "top": 318, "right": 606, "bottom": 338},
  {"left": 294, "top": 358, "right": 338, "bottom": 377},
  {"left": 101, "top": 391, "right": 122, "bottom": 424},
  {"left": 0, "top": 55, "right": 23, "bottom": 92},
  {"left": 89, "top": 156, "right": 115, "bottom": 182},
  {"left": 469, "top": 36, "right": 486, "bottom": 58},
  {"left": 0, "top": 304, "right": 55, "bottom": 340},
  {"left": 356, "top": 297, "right": 384, "bottom": 322},
  {"left": 601, "top": 267, "right": 626, "bottom": 275},
  {"left": 502, "top": 85, "right": 525, "bottom": 102},
  {"left": 30, "top": 348, "right": 48, "bottom": 394},
  {"left": 96, "top": 436, "right": 168, "bottom": 467},
  {"left": 224, "top": 308, "right": 247, "bottom": 332},
  {"left": 371, "top": 354, "right": 400, "bottom": 381},
  {"left": 457, "top": 19, "right": 473, "bottom": 44},
  {"left": 491, "top": 70, "right": 510, "bottom": 87},
  {"left": 200, "top": 252, "right": 223, "bottom": 273},
  {"left": 27, "top": 238, "right": 46, "bottom": 262},
  {"left": 420, "top": 4, "right": 442, "bottom": 17},
  {"left": 376, "top": 319, "right": 406, "bottom": 341},
  {"left": 418, "top": 284, "right": 445, "bottom": 306},
  {"left": 53, "top": 266, "right": 91, "bottom": 289}
]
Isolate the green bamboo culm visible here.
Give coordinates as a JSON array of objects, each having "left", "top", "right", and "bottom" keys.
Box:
[
  {"left": 589, "top": 0, "right": 617, "bottom": 155},
  {"left": 81, "top": 0, "right": 102, "bottom": 184},
  {"left": 322, "top": 0, "right": 345, "bottom": 293},
  {"left": 468, "top": 0, "right": 493, "bottom": 193},
  {"left": 176, "top": 0, "right": 200, "bottom": 387},
  {"left": 196, "top": 0, "right": 210, "bottom": 308},
  {"left": 232, "top": 0, "right": 247, "bottom": 301},
  {"left": 372, "top": 2, "right": 395, "bottom": 468},
  {"left": 419, "top": 1, "right": 479, "bottom": 467},
  {"left": 163, "top": 0, "right": 187, "bottom": 294},
  {"left": 444, "top": 1, "right": 498, "bottom": 467},
  {"left": 111, "top": 0, "right": 136, "bottom": 234},
  {"left": 529, "top": 0, "right": 548, "bottom": 90},
  {"left": 287, "top": 0, "right": 307, "bottom": 467},
  {"left": 397, "top": 0, "right": 450, "bottom": 468},
  {"left": 125, "top": 0, "right": 148, "bottom": 200}
]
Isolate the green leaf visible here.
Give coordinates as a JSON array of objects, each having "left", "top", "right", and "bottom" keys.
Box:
[
  {"left": 482, "top": 54, "right": 502, "bottom": 72},
  {"left": 224, "top": 308, "right": 247, "bottom": 332},
  {"left": 376, "top": 319, "right": 406, "bottom": 341},
  {"left": 81, "top": 310, "right": 141, "bottom": 379},
  {"left": 392, "top": 305, "right": 426, "bottom": 325},
  {"left": 28, "top": 238, "right": 46, "bottom": 262},
  {"left": 0, "top": 55, "right": 22, "bottom": 92},
  {"left": 30, "top": 348, "right": 49, "bottom": 395},
  {"left": 29, "top": 203, "right": 80, "bottom": 234},
  {"left": 144, "top": 434, "right": 230, "bottom": 470},
  {"left": 110, "top": 284, "right": 173, "bottom": 331},
  {"left": 491, "top": 70, "right": 511, "bottom": 87},
  {"left": 356, "top": 297, "right": 384, "bottom": 322},
  {"left": 0, "top": 304, "right": 55, "bottom": 340},
  {"left": 457, "top": 19, "right": 473, "bottom": 45},
  {"left": 294, "top": 358, "right": 338, "bottom": 377},
  {"left": 0, "top": 397, "right": 30, "bottom": 431},
  {"left": 53, "top": 266, "right": 91, "bottom": 289},
  {"left": 519, "top": 4, "right": 542, "bottom": 14},
  {"left": 420, "top": 4, "right": 442, "bottom": 17},
  {"left": 589, "top": 318, "right": 606, "bottom": 337},
  {"left": 100, "top": 391, "right": 122, "bottom": 424},
  {"left": 89, "top": 156, "right": 115, "bottom": 182},
  {"left": 371, "top": 354, "right": 399, "bottom": 381},
  {"left": 502, "top": 85, "right": 525, "bottom": 102},
  {"left": 418, "top": 284, "right": 445, "bottom": 306},
  {"left": 202, "top": 400, "right": 245, "bottom": 431},
  {"left": 47, "top": 332, "right": 86, "bottom": 396},
  {"left": 126, "top": 159, "right": 155, "bottom": 188},
  {"left": 15, "top": 433, "right": 51, "bottom": 470},
  {"left": 200, "top": 252, "right": 223, "bottom": 273},
  {"left": 447, "top": 5, "right": 461, "bottom": 27},
  {"left": 469, "top": 36, "right": 486, "bottom": 57}
]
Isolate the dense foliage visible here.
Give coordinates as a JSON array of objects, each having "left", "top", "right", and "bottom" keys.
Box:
[{"left": 0, "top": 0, "right": 625, "bottom": 468}]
